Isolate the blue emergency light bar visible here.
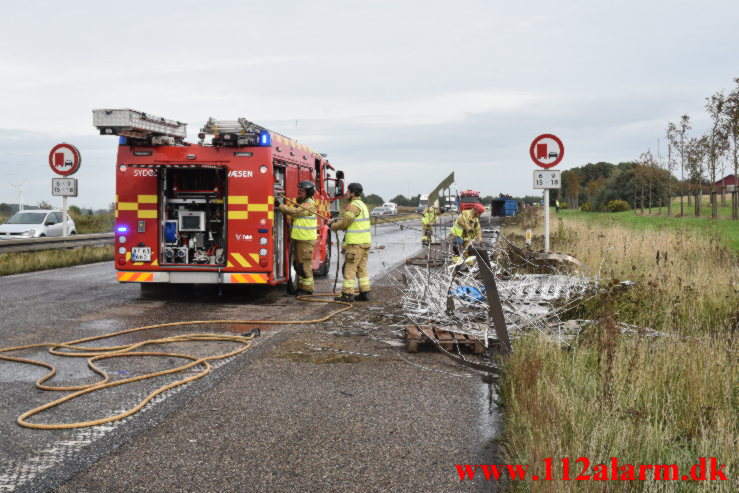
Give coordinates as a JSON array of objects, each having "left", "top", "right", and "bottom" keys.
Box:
[{"left": 259, "top": 130, "right": 271, "bottom": 147}]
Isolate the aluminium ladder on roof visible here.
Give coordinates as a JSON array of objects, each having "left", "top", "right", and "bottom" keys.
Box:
[{"left": 93, "top": 109, "right": 187, "bottom": 140}]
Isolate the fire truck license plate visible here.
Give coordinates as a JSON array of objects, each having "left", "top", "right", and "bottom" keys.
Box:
[{"left": 131, "top": 247, "right": 151, "bottom": 262}]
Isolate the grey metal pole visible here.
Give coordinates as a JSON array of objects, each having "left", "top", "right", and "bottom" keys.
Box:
[{"left": 544, "top": 189, "right": 550, "bottom": 253}]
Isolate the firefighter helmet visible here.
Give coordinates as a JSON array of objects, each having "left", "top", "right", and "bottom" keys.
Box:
[
  {"left": 297, "top": 180, "right": 315, "bottom": 198},
  {"left": 347, "top": 182, "right": 363, "bottom": 195},
  {"left": 473, "top": 203, "right": 485, "bottom": 215}
]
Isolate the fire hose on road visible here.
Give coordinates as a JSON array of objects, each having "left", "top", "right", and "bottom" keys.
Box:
[{"left": 0, "top": 294, "right": 353, "bottom": 430}]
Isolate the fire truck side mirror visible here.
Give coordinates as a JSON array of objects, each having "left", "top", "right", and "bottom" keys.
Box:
[{"left": 325, "top": 178, "right": 344, "bottom": 200}]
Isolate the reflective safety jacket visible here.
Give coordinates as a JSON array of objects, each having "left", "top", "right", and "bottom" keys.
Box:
[
  {"left": 450, "top": 209, "right": 482, "bottom": 242},
  {"left": 331, "top": 198, "right": 371, "bottom": 245},
  {"left": 279, "top": 198, "right": 317, "bottom": 241},
  {"left": 421, "top": 207, "right": 438, "bottom": 226}
]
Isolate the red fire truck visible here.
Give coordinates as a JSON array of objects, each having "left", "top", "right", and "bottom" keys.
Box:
[
  {"left": 93, "top": 109, "right": 345, "bottom": 292},
  {"left": 459, "top": 190, "right": 482, "bottom": 211}
]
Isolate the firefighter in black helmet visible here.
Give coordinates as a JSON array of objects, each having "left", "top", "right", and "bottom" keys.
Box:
[
  {"left": 275, "top": 180, "right": 317, "bottom": 295},
  {"left": 330, "top": 182, "right": 371, "bottom": 302}
]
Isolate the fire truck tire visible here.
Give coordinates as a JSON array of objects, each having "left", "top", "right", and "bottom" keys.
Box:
[
  {"left": 286, "top": 242, "right": 299, "bottom": 294},
  {"left": 315, "top": 237, "right": 331, "bottom": 277}
]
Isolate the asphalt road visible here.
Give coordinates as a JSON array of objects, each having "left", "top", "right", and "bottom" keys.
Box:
[{"left": 0, "top": 215, "right": 500, "bottom": 492}]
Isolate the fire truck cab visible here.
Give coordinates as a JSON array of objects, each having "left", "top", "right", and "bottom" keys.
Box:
[
  {"left": 459, "top": 190, "right": 482, "bottom": 211},
  {"left": 93, "top": 109, "right": 344, "bottom": 291}
]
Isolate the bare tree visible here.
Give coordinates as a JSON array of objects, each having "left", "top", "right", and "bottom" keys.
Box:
[
  {"left": 706, "top": 91, "right": 729, "bottom": 218},
  {"left": 722, "top": 77, "right": 739, "bottom": 220},
  {"left": 718, "top": 156, "right": 727, "bottom": 207},
  {"left": 677, "top": 115, "right": 691, "bottom": 215},
  {"left": 666, "top": 122, "right": 678, "bottom": 215},
  {"left": 686, "top": 136, "right": 709, "bottom": 216}
]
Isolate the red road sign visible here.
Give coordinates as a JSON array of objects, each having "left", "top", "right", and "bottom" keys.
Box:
[
  {"left": 49, "top": 143, "right": 82, "bottom": 176},
  {"left": 529, "top": 134, "right": 564, "bottom": 169}
]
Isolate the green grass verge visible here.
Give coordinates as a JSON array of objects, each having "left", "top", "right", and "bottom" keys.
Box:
[
  {"left": 558, "top": 209, "right": 739, "bottom": 252},
  {"left": 0, "top": 246, "right": 114, "bottom": 276}
]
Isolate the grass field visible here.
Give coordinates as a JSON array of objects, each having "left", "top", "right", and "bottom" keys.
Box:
[
  {"left": 0, "top": 246, "right": 114, "bottom": 276},
  {"left": 558, "top": 208, "right": 739, "bottom": 252},
  {"left": 499, "top": 210, "right": 738, "bottom": 491},
  {"left": 632, "top": 194, "right": 736, "bottom": 218}
]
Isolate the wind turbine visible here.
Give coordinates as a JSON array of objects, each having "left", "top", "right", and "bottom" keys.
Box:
[{"left": 11, "top": 180, "right": 28, "bottom": 211}]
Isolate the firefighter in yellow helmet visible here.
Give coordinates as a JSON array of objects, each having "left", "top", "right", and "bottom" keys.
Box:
[
  {"left": 275, "top": 180, "right": 317, "bottom": 295},
  {"left": 330, "top": 182, "right": 371, "bottom": 302},
  {"left": 420, "top": 204, "right": 441, "bottom": 246},
  {"left": 449, "top": 203, "right": 484, "bottom": 265}
]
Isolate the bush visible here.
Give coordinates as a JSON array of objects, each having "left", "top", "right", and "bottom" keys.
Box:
[
  {"left": 580, "top": 202, "right": 592, "bottom": 212},
  {"left": 605, "top": 199, "right": 631, "bottom": 212}
]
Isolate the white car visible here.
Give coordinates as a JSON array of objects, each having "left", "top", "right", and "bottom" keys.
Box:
[
  {"left": 0, "top": 210, "right": 77, "bottom": 238},
  {"left": 370, "top": 206, "right": 388, "bottom": 216}
]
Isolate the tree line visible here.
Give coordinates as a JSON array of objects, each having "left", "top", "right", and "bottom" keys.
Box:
[{"left": 556, "top": 77, "right": 738, "bottom": 218}]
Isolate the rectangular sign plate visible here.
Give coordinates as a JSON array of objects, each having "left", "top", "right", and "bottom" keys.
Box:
[
  {"left": 533, "top": 170, "right": 561, "bottom": 189},
  {"left": 51, "top": 178, "right": 78, "bottom": 197},
  {"left": 131, "top": 247, "right": 151, "bottom": 262}
]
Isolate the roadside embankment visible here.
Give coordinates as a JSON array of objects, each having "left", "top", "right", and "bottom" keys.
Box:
[{"left": 498, "top": 210, "right": 737, "bottom": 491}]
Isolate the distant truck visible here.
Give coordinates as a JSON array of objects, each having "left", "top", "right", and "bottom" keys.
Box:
[
  {"left": 491, "top": 197, "right": 518, "bottom": 217},
  {"left": 416, "top": 195, "right": 429, "bottom": 213},
  {"left": 459, "top": 190, "right": 482, "bottom": 211},
  {"left": 382, "top": 202, "right": 398, "bottom": 214}
]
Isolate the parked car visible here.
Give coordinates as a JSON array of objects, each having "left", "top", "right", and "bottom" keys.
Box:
[
  {"left": 0, "top": 210, "right": 76, "bottom": 238},
  {"left": 370, "top": 206, "right": 388, "bottom": 216}
]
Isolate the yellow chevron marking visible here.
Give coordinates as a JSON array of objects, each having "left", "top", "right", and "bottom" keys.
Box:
[
  {"left": 249, "top": 253, "right": 260, "bottom": 263},
  {"left": 126, "top": 252, "right": 131, "bottom": 262},
  {"left": 228, "top": 211, "right": 248, "bottom": 220},
  {"left": 118, "top": 272, "right": 135, "bottom": 281},
  {"left": 232, "top": 253, "right": 251, "bottom": 268},
  {"left": 118, "top": 202, "right": 137, "bottom": 211},
  {"left": 136, "top": 273, "right": 154, "bottom": 282},
  {"left": 231, "top": 273, "right": 247, "bottom": 283},
  {"left": 248, "top": 204, "right": 268, "bottom": 212},
  {"left": 228, "top": 196, "right": 248, "bottom": 205},
  {"left": 152, "top": 259, "right": 158, "bottom": 266},
  {"left": 137, "top": 195, "right": 157, "bottom": 204},
  {"left": 227, "top": 260, "right": 234, "bottom": 268},
  {"left": 137, "top": 210, "right": 157, "bottom": 219}
]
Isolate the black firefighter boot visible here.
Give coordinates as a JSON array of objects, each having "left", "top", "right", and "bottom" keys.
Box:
[
  {"left": 355, "top": 291, "right": 370, "bottom": 302},
  {"left": 334, "top": 293, "right": 354, "bottom": 302}
]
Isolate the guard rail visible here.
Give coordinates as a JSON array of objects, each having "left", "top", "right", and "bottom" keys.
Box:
[{"left": 0, "top": 233, "right": 114, "bottom": 254}]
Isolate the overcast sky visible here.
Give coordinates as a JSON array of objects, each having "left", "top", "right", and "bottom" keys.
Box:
[{"left": 1, "top": 0, "right": 737, "bottom": 209}]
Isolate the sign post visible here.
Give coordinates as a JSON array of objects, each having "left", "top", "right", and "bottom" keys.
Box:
[
  {"left": 48, "top": 143, "right": 82, "bottom": 236},
  {"left": 529, "top": 134, "right": 564, "bottom": 253}
]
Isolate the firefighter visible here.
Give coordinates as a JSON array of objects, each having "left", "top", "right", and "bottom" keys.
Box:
[
  {"left": 330, "top": 182, "right": 371, "bottom": 302},
  {"left": 449, "top": 203, "right": 484, "bottom": 264},
  {"left": 275, "top": 180, "right": 317, "bottom": 295},
  {"left": 420, "top": 204, "right": 441, "bottom": 246}
]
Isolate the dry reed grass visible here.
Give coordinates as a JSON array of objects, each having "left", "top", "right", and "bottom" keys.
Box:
[{"left": 499, "top": 209, "right": 737, "bottom": 491}]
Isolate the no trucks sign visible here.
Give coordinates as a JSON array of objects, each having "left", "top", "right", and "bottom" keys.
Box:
[
  {"left": 49, "top": 143, "right": 82, "bottom": 176},
  {"left": 529, "top": 134, "right": 564, "bottom": 169}
]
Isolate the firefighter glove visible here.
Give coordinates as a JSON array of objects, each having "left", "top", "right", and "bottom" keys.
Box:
[{"left": 274, "top": 198, "right": 281, "bottom": 207}]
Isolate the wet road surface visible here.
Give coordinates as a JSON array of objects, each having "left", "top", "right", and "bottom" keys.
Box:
[{"left": 0, "top": 215, "right": 500, "bottom": 492}]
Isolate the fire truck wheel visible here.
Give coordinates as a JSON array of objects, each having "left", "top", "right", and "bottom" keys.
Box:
[
  {"left": 287, "top": 242, "right": 299, "bottom": 294},
  {"left": 315, "top": 238, "right": 332, "bottom": 277}
]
